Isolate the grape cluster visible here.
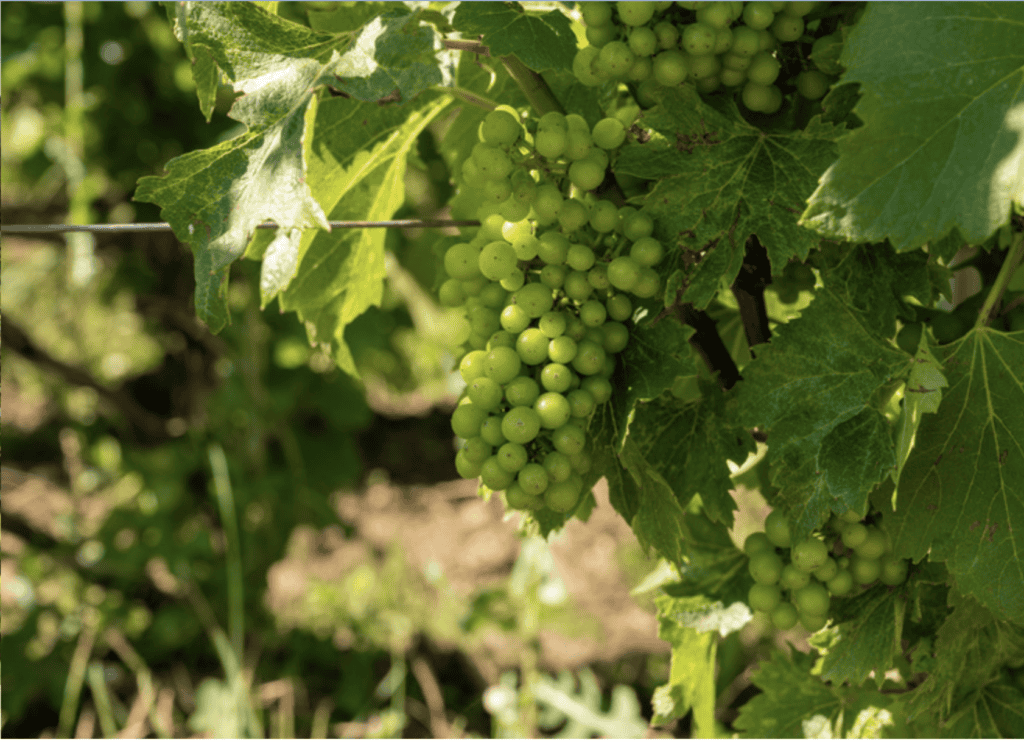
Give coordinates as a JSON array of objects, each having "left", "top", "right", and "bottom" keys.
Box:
[
  {"left": 443, "top": 108, "right": 666, "bottom": 515},
  {"left": 574, "top": 1, "right": 843, "bottom": 114},
  {"left": 744, "top": 507, "right": 909, "bottom": 632}
]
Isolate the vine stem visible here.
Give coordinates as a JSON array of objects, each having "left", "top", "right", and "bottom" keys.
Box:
[
  {"left": 975, "top": 228, "right": 1024, "bottom": 328},
  {"left": 444, "top": 85, "right": 497, "bottom": 111},
  {"left": 499, "top": 54, "right": 566, "bottom": 116}
]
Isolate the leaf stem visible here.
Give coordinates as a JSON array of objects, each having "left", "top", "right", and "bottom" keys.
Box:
[
  {"left": 499, "top": 54, "right": 565, "bottom": 116},
  {"left": 975, "top": 227, "right": 1024, "bottom": 328},
  {"left": 444, "top": 85, "right": 497, "bottom": 111}
]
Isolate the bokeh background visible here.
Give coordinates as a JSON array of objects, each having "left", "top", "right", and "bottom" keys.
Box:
[{"left": 2, "top": 3, "right": 792, "bottom": 737}]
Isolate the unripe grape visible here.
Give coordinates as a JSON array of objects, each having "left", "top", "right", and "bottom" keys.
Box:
[
  {"left": 586, "top": 23, "right": 619, "bottom": 48},
  {"left": 505, "top": 482, "right": 542, "bottom": 510},
  {"left": 628, "top": 26, "right": 658, "bottom": 56},
  {"left": 480, "top": 456, "right": 515, "bottom": 490},
  {"left": 481, "top": 109, "right": 521, "bottom": 147},
  {"left": 548, "top": 336, "right": 578, "bottom": 365},
  {"left": 543, "top": 450, "right": 573, "bottom": 482},
  {"left": 544, "top": 475, "right": 582, "bottom": 512},
  {"left": 791, "top": 538, "right": 829, "bottom": 572},
  {"left": 564, "top": 271, "right": 594, "bottom": 302},
  {"left": 479, "top": 281, "right": 508, "bottom": 308},
  {"left": 514, "top": 282, "right": 554, "bottom": 318},
  {"left": 794, "top": 582, "right": 830, "bottom": 616},
  {"left": 631, "top": 268, "right": 661, "bottom": 298},
  {"left": 681, "top": 22, "right": 716, "bottom": 55},
  {"left": 569, "top": 159, "right": 605, "bottom": 191},
  {"left": 487, "top": 330, "right": 515, "bottom": 350},
  {"left": 518, "top": 462, "right": 549, "bottom": 496},
  {"left": 630, "top": 237, "right": 664, "bottom": 266},
  {"left": 713, "top": 26, "right": 733, "bottom": 55},
  {"left": 573, "top": 46, "right": 604, "bottom": 87},
  {"left": 535, "top": 128, "right": 567, "bottom": 159},
  {"left": 461, "top": 436, "right": 492, "bottom": 463},
  {"left": 764, "top": 510, "right": 792, "bottom": 548},
  {"left": 484, "top": 346, "right": 522, "bottom": 384},
  {"left": 786, "top": 1, "right": 818, "bottom": 16},
  {"left": 653, "top": 50, "right": 689, "bottom": 86},
  {"left": 455, "top": 449, "right": 484, "bottom": 479},
  {"left": 826, "top": 569, "right": 854, "bottom": 596},
  {"left": 445, "top": 243, "right": 483, "bottom": 280},
  {"left": 566, "top": 388, "right": 597, "bottom": 418},
  {"left": 850, "top": 555, "right": 881, "bottom": 585},
  {"left": 579, "top": 300, "right": 608, "bottom": 328},
  {"left": 439, "top": 278, "right": 465, "bottom": 307},
  {"left": 721, "top": 67, "right": 746, "bottom": 87},
  {"left": 731, "top": 25, "right": 760, "bottom": 56},
  {"left": 879, "top": 556, "right": 909, "bottom": 586},
  {"left": 747, "top": 51, "right": 781, "bottom": 85},
  {"left": 812, "top": 557, "right": 838, "bottom": 583},
  {"left": 468, "top": 376, "right": 503, "bottom": 410},
  {"left": 479, "top": 241, "right": 518, "bottom": 281},
  {"left": 501, "top": 406, "right": 542, "bottom": 444},
  {"left": 742, "top": 1, "right": 775, "bottom": 30},
  {"left": 607, "top": 293, "right": 632, "bottom": 321},
  {"left": 505, "top": 376, "right": 540, "bottom": 408},
  {"left": 551, "top": 422, "right": 586, "bottom": 455},
  {"left": 538, "top": 111, "right": 568, "bottom": 132},
  {"left": 570, "top": 450, "right": 591, "bottom": 474},
  {"left": 540, "top": 264, "right": 567, "bottom": 290},
  {"left": 471, "top": 143, "right": 513, "bottom": 179},
  {"left": 480, "top": 415, "right": 507, "bottom": 447},
  {"left": 581, "top": 376, "right": 613, "bottom": 404},
  {"left": 653, "top": 20, "right": 679, "bottom": 49},
  {"left": 451, "top": 401, "right": 488, "bottom": 439},
  {"left": 498, "top": 196, "right": 530, "bottom": 223},
  {"left": 608, "top": 256, "right": 641, "bottom": 291},
  {"left": 797, "top": 70, "right": 830, "bottom": 100},
  {"left": 840, "top": 522, "right": 868, "bottom": 549},
  {"left": 580, "top": 1, "right": 613, "bottom": 26},
  {"left": 748, "top": 583, "right": 782, "bottom": 612},
  {"left": 770, "top": 12, "right": 803, "bottom": 42},
  {"left": 540, "top": 363, "right": 574, "bottom": 393},
  {"left": 535, "top": 391, "right": 572, "bottom": 429},
  {"left": 799, "top": 611, "right": 828, "bottom": 632},
  {"left": 742, "top": 81, "right": 773, "bottom": 112},
  {"left": 496, "top": 442, "right": 529, "bottom": 473},
  {"left": 572, "top": 340, "right": 606, "bottom": 376},
  {"left": 602, "top": 322, "right": 629, "bottom": 353},
  {"left": 592, "top": 117, "right": 627, "bottom": 150},
  {"left": 749, "top": 550, "right": 784, "bottom": 584},
  {"left": 781, "top": 564, "right": 811, "bottom": 590},
  {"left": 597, "top": 40, "right": 636, "bottom": 79},
  {"left": 616, "top": 1, "right": 655, "bottom": 26},
  {"left": 853, "top": 528, "right": 888, "bottom": 559},
  {"left": 771, "top": 602, "right": 799, "bottom": 630},
  {"left": 744, "top": 531, "right": 774, "bottom": 556},
  {"left": 558, "top": 199, "right": 590, "bottom": 232},
  {"left": 534, "top": 185, "right": 564, "bottom": 222},
  {"left": 696, "top": 1, "right": 733, "bottom": 28},
  {"left": 517, "top": 327, "right": 550, "bottom": 366},
  {"left": 568, "top": 243, "right": 598, "bottom": 273}
]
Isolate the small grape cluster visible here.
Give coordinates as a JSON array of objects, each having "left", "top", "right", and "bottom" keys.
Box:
[
  {"left": 744, "top": 508, "right": 909, "bottom": 632},
  {"left": 443, "top": 108, "right": 666, "bottom": 515},
  {"left": 573, "top": 1, "right": 843, "bottom": 114}
]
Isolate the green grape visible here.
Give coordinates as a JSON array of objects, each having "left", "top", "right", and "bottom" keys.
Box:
[
  {"left": 570, "top": 450, "right": 592, "bottom": 474},
  {"left": 730, "top": 25, "right": 760, "bottom": 56},
  {"left": 764, "top": 510, "right": 792, "bottom": 548},
  {"left": 853, "top": 528, "right": 888, "bottom": 560},
  {"left": 742, "top": 1, "right": 775, "bottom": 30},
  {"left": 747, "top": 51, "right": 781, "bottom": 85},
  {"left": 837, "top": 556, "right": 850, "bottom": 569},
  {"left": 445, "top": 243, "right": 483, "bottom": 280},
  {"left": 696, "top": 1, "right": 733, "bottom": 28},
  {"left": 744, "top": 531, "right": 774, "bottom": 556},
  {"left": 581, "top": 1, "right": 613, "bottom": 26},
  {"left": 471, "top": 143, "right": 513, "bottom": 179},
  {"left": 586, "top": 23, "right": 619, "bottom": 48},
  {"left": 511, "top": 172, "right": 537, "bottom": 206},
  {"left": 514, "top": 282, "right": 555, "bottom": 318},
  {"left": 851, "top": 555, "right": 882, "bottom": 586},
  {"left": 459, "top": 349, "right": 488, "bottom": 383},
  {"left": 582, "top": 376, "right": 613, "bottom": 404},
  {"left": 786, "top": 1, "right": 817, "bottom": 16},
  {"left": 455, "top": 449, "right": 484, "bottom": 479},
  {"left": 794, "top": 582, "right": 830, "bottom": 616},
  {"left": 635, "top": 78, "right": 662, "bottom": 108},
  {"left": 548, "top": 336, "right": 578, "bottom": 365},
  {"left": 496, "top": 442, "right": 529, "bottom": 473},
  {"left": 539, "top": 362, "right": 573, "bottom": 393},
  {"left": 535, "top": 392, "right": 572, "bottom": 429},
  {"left": 565, "top": 314, "right": 587, "bottom": 342},
  {"left": 481, "top": 109, "right": 521, "bottom": 147},
  {"left": 498, "top": 197, "right": 530, "bottom": 223},
  {"left": 517, "top": 327, "right": 550, "bottom": 366},
  {"left": 500, "top": 304, "right": 532, "bottom": 335},
  {"left": 607, "top": 293, "right": 632, "bottom": 321},
  {"left": 653, "top": 50, "right": 689, "bottom": 86},
  {"left": 628, "top": 26, "right": 659, "bottom": 56},
  {"left": 713, "top": 26, "right": 733, "bottom": 55},
  {"left": 681, "top": 22, "right": 716, "bottom": 55},
  {"left": 484, "top": 346, "right": 522, "bottom": 384},
  {"left": 540, "top": 264, "right": 568, "bottom": 290},
  {"left": 538, "top": 231, "right": 570, "bottom": 264},
  {"left": 630, "top": 236, "right": 664, "bottom": 266},
  {"left": 841, "top": 507, "right": 866, "bottom": 524},
  {"left": 568, "top": 244, "right": 597, "bottom": 273},
  {"left": 799, "top": 611, "right": 828, "bottom": 632},
  {"left": 533, "top": 184, "right": 564, "bottom": 222},
  {"left": 757, "top": 28, "right": 776, "bottom": 52},
  {"left": 544, "top": 475, "right": 582, "bottom": 512},
  {"left": 592, "top": 117, "right": 627, "bottom": 150},
  {"left": 505, "top": 481, "right": 541, "bottom": 510},
  {"left": 579, "top": 300, "right": 608, "bottom": 327},
  {"left": 539, "top": 311, "right": 567, "bottom": 338},
  {"left": 573, "top": 46, "right": 605, "bottom": 87},
  {"left": 749, "top": 550, "right": 784, "bottom": 584},
  {"left": 511, "top": 233, "right": 539, "bottom": 261},
  {"left": 501, "top": 406, "right": 542, "bottom": 444},
  {"left": 721, "top": 52, "right": 752, "bottom": 72},
  {"left": 565, "top": 114, "right": 593, "bottom": 154},
  {"left": 452, "top": 399, "right": 487, "bottom": 440},
  {"left": 535, "top": 128, "right": 567, "bottom": 159},
  {"left": 653, "top": 20, "right": 679, "bottom": 49},
  {"left": 467, "top": 376, "right": 503, "bottom": 411},
  {"left": 558, "top": 199, "right": 590, "bottom": 232},
  {"left": 543, "top": 450, "right": 573, "bottom": 483},
  {"left": 566, "top": 388, "right": 597, "bottom": 418},
  {"left": 616, "top": 1, "right": 655, "bottom": 26},
  {"left": 796, "top": 69, "right": 829, "bottom": 100},
  {"left": 517, "top": 463, "right": 549, "bottom": 496},
  {"left": 826, "top": 569, "right": 854, "bottom": 596},
  {"left": 631, "top": 267, "right": 661, "bottom": 299},
  {"left": 551, "top": 422, "right": 586, "bottom": 455},
  {"left": 771, "top": 602, "right": 799, "bottom": 630},
  {"left": 487, "top": 329, "right": 515, "bottom": 349},
  {"left": 780, "top": 564, "right": 811, "bottom": 590},
  {"left": 623, "top": 212, "right": 654, "bottom": 241},
  {"left": 748, "top": 583, "right": 782, "bottom": 612},
  {"left": 571, "top": 340, "right": 606, "bottom": 376},
  {"left": 569, "top": 159, "right": 605, "bottom": 191},
  {"left": 791, "top": 538, "right": 829, "bottom": 572},
  {"left": 695, "top": 74, "right": 721, "bottom": 94},
  {"left": 480, "top": 456, "right": 515, "bottom": 490},
  {"left": 812, "top": 557, "right": 838, "bottom": 583},
  {"left": 602, "top": 322, "right": 629, "bottom": 353},
  {"left": 879, "top": 556, "right": 909, "bottom": 586},
  {"left": 505, "top": 375, "right": 540, "bottom": 407},
  {"left": 479, "top": 281, "right": 508, "bottom": 308},
  {"left": 770, "top": 12, "right": 803, "bottom": 42},
  {"left": 588, "top": 264, "right": 611, "bottom": 291},
  {"left": 687, "top": 54, "right": 721, "bottom": 81},
  {"left": 608, "top": 256, "right": 641, "bottom": 291},
  {"left": 742, "top": 81, "right": 774, "bottom": 112},
  {"left": 563, "top": 271, "right": 594, "bottom": 302},
  {"left": 439, "top": 278, "right": 466, "bottom": 307},
  {"left": 462, "top": 436, "right": 492, "bottom": 463},
  {"left": 461, "top": 157, "right": 487, "bottom": 187},
  {"left": 589, "top": 202, "right": 619, "bottom": 234},
  {"left": 480, "top": 415, "right": 507, "bottom": 447},
  {"left": 840, "top": 523, "right": 868, "bottom": 549},
  {"left": 468, "top": 305, "right": 500, "bottom": 336}
]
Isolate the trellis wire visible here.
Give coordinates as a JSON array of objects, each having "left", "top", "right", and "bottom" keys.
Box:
[{"left": 0, "top": 219, "right": 481, "bottom": 235}]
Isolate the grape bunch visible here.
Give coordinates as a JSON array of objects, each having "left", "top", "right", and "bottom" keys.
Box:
[
  {"left": 573, "top": 1, "right": 845, "bottom": 115},
  {"left": 442, "top": 107, "right": 666, "bottom": 515},
  {"left": 744, "top": 507, "right": 909, "bottom": 632}
]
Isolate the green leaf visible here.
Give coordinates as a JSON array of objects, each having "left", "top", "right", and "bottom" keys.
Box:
[
  {"left": 616, "top": 86, "right": 842, "bottom": 308},
  {"left": 662, "top": 510, "right": 751, "bottom": 607},
  {"left": 652, "top": 595, "right": 721, "bottom": 735},
  {"left": 451, "top": 2, "right": 577, "bottom": 72},
  {"left": 812, "top": 587, "right": 907, "bottom": 688},
  {"left": 733, "top": 648, "right": 894, "bottom": 738},
  {"left": 884, "top": 329, "right": 1024, "bottom": 625},
  {"left": 891, "top": 336, "right": 948, "bottom": 492},
  {"left": 800, "top": 3, "right": 1024, "bottom": 250},
  {"left": 735, "top": 290, "right": 909, "bottom": 537}
]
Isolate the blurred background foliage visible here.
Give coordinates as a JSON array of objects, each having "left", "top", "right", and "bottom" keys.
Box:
[{"left": 1, "top": 2, "right": 694, "bottom": 738}]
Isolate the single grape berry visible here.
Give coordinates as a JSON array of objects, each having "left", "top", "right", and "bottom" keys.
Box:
[
  {"left": 501, "top": 406, "right": 542, "bottom": 444},
  {"left": 616, "top": 1, "right": 655, "bottom": 26},
  {"left": 484, "top": 346, "right": 522, "bottom": 385},
  {"left": 544, "top": 476, "right": 582, "bottom": 512},
  {"left": 653, "top": 50, "right": 689, "bottom": 87},
  {"left": 481, "top": 109, "right": 521, "bottom": 147},
  {"left": 496, "top": 442, "right": 528, "bottom": 473},
  {"left": 534, "top": 392, "right": 572, "bottom": 429},
  {"left": 853, "top": 528, "right": 888, "bottom": 560},
  {"left": 794, "top": 582, "right": 830, "bottom": 616},
  {"left": 744, "top": 532, "right": 774, "bottom": 556},
  {"left": 771, "top": 602, "right": 799, "bottom": 630},
  {"left": 780, "top": 564, "right": 811, "bottom": 590},
  {"left": 764, "top": 510, "right": 792, "bottom": 548},
  {"left": 791, "top": 538, "right": 829, "bottom": 572},
  {"left": 879, "top": 556, "right": 909, "bottom": 586},
  {"left": 850, "top": 555, "right": 881, "bottom": 585},
  {"left": 607, "top": 256, "right": 641, "bottom": 291},
  {"left": 749, "top": 551, "right": 784, "bottom": 585},
  {"left": 592, "top": 117, "right": 627, "bottom": 150},
  {"left": 827, "top": 569, "right": 854, "bottom": 596},
  {"left": 748, "top": 583, "right": 782, "bottom": 613}
]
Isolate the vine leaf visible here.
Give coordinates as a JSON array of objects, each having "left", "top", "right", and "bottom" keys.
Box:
[
  {"left": 733, "top": 647, "right": 894, "bottom": 738},
  {"left": 616, "top": 85, "right": 842, "bottom": 309},
  {"left": 810, "top": 588, "right": 906, "bottom": 688},
  {"left": 735, "top": 290, "right": 909, "bottom": 537},
  {"left": 891, "top": 336, "right": 948, "bottom": 493},
  {"left": 801, "top": 3, "right": 1024, "bottom": 250},
  {"left": 883, "top": 329, "right": 1024, "bottom": 625},
  {"left": 451, "top": 1, "right": 577, "bottom": 72}
]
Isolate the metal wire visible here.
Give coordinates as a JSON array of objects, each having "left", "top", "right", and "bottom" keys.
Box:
[{"left": 0, "top": 219, "right": 481, "bottom": 235}]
